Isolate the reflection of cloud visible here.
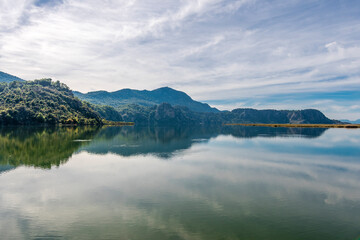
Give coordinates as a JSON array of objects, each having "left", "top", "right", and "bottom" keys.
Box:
[
  {"left": 34, "top": 0, "right": 64, "bottom": 8},
  {"left": 0, "top": 128, "right": 359, "bottom": 238}
]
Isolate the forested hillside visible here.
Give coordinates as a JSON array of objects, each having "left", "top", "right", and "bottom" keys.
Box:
[
  {"left": 90, "top": 104, "right": 123, "bottom": 122},
  {"left": 74, "top": 87, "right": 219, "bottom": 113},
  {"left": 0, "top": 73, "right": 339, "bottom": 126},
  {"left": 118, "top": 103, "right": 338, "bottom": 126},
  {"left": 0, "top": 79, "right": 102, "bottom": 125}
]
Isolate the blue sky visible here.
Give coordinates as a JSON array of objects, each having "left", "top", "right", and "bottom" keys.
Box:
[{"left": 0, "top": 0, "right": 359, "bottom": 120}]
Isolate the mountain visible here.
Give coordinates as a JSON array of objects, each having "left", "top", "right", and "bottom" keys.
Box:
[
  {"left": 0, "top": 79, "right": 102, "bottom": 125},
  {"left": 0, "top": 72, "right": 340, "bottom": 126},
  {"left": 339, "top": 119, "right": 360, "bottom": 124},
  {"left": 75, "top": 87, "right": 338, "bottom": 125},
  {"left": 90, "top": 104, "right": 123, "bottom": 122},
  {"left": 223, "top": 108, "right": 337, "bottom": 124},
  {"left": 118, "top": 103, "right": 338, "bottom": 126},
  {"left": 0, "top": 71, "right": 25, "bottom": 83},
  {"left": 74, "top": 87, "right": 219, "bottom": 113}
]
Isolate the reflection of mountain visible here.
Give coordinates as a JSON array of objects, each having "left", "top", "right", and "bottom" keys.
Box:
[
  {"left": 224, "top": 125, "right": 328, "bottom": 139},
  {"left": 0, "top": 125, "right": 327, "bottom": 171},
  {"left": 0, "top": 164, "right": 15, "bottom": 174},
  {"left": 0, "top": 126, "right": 100, "bottom": 170},
  {"left": 81, "top": 126, "right": 327, "bottom": 158},
  {"left": 81, "top": 126, "right": 214, "bottom": 158},
  {"left": 0, "top": 126, "right": 357, "bottom": 240}
]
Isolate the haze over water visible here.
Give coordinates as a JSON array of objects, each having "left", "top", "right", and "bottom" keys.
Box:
[{"left": 0, "top": 126, "right": 359, "bottom": 240}]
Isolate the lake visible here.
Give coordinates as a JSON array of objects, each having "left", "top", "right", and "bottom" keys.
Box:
[{"left": 0, "top": 126, "right": 359, "bottom": 240}]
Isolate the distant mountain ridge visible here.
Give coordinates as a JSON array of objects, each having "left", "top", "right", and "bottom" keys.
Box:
[
  {"left": 0, "top": 71, "right": 343, "bottom": 126},
  {"left": 117, "top": 103, "right": 339, "bottom": 126},
  {"left": 74, "top": 87, "right": 219, "bottom": 113},
  {"left": 339, "top": 119, "right": 360, "bottom": 124},
  {"left": 227, "top": 108, "right": 337, "bottom": 124},
  {"left": 0, "top": 71, "right": 25, "bottom": 83}
]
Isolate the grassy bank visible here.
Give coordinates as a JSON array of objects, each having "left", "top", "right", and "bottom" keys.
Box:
[
  {"left": 225, "top": 123, "right": 360, "bottom": 128},
  {"left": 102, "top": 120, "right": 135, "bottom": 126}
]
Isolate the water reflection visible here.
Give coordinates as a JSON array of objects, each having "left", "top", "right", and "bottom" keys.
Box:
[
  {"left": 0, "top": 126, "right": 359, "bottom": 240},
  {"left": 0, "top": 125, "right": 327, "bottom": 170},
  {"left": 82, "top": 126, "right": 328, "bottom": 158},
  {"left": 0, "top": 126, "right": 100, "bottom": 171}
]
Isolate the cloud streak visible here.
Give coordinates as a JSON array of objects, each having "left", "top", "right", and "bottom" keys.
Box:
[{"left": 0, "top": 0, "right": 359, "bottom": 119}]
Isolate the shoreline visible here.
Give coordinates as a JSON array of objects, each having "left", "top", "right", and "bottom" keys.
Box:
[
  {"left": 0, "top": 122, "right": 135, "bottom": 127},
  {"left": 224, "top": 123, "right": 360, "bottom": 128}
]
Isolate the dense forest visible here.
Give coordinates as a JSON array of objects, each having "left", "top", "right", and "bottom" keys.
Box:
[
  {"left": 117, "top": 103, "right": 338, "bottom": 126},
  {"left": 90, "top": 104, "right": 123, "bottom": 122},
  {"left": 75, "top": 85, "right": 338, "bottom": 126},
  {"left": 0, "top": 77, "right": 338, "bottom": 126},
  {"left": 74, "top": 86, "right": 219, "bottom": 113},
  {"left": 0, "top": 79, "right": 102, "bottom": 125}
]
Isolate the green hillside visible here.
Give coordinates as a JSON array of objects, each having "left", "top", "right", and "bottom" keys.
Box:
[
  {"left": 118, "top": 103, "right": 338, "bottom": 126},
  {"left": 0, "top": 72, "right": 339, "bottom": 126},
  {"left": 0, "top": 79, "right": 102, "bottom": 125},
  {"left": 74, "top": 87, "right": 219, "bottom": 113}
]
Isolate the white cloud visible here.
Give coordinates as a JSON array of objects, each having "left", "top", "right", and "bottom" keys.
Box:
[
  {"left": 0, "top": 0, "right": 29, "bottom": 31},
  {"left": 0, "top": 0, "right": 359, "bottom": 119},
  {"left": 181, "top": 35, "right": 225, "bottom": 57}
]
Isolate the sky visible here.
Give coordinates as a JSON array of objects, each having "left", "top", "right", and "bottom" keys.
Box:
[{"left": 0, "top": 0, "right": 359, "bottom": 120}]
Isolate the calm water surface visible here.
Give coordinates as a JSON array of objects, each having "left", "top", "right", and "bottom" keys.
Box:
[{"left": 0, "top": 126, "right": 359, "bottom": 240}]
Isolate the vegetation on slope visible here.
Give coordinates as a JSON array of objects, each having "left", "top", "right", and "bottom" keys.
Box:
[
  {"left": 117, "top": 103, "right": 339, "bottom": 126},
  {"left": 0, "top": 79, "right": 102, "bottom": 125},
  {"left": 90, "top": 104, "right": 124, "bottom": 122},
  {"left": 0, "top": 71, "right": 340, "bottom": 126},
  {"left": 74, "top": 87, "right": 219, "bottom": 113},
  {"left": 221, "top": 108, "right": 338, "bottom": 124}
]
